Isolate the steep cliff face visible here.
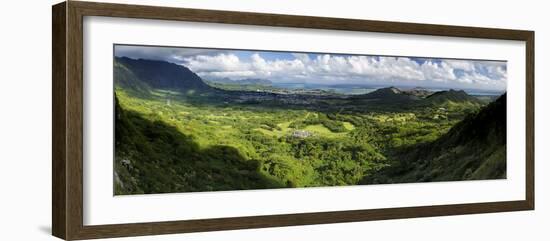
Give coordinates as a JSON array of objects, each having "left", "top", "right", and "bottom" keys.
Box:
[{"left": 114, "top": 56, "right": 213, "bottom": 92}]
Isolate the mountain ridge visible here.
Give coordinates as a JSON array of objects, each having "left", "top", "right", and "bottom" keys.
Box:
[
  {"left": 354, "top": 86, "right": 420, "bottom": 102},
  {"left": 424, "top": 89, "right": 483, "bottom": 105},
  {"left": 401, "top": 87, "right": 433, "bottom": 97},
  {"left": 114, "top": 57, "right": 492, "bottom": 109},
  {"left": 115, "top": 56, "right": 213, "bottom": 93}
]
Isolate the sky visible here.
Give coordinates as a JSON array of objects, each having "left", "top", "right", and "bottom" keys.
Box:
[{"left": 115, "top": 45, "right": 507, "bottom": 92}]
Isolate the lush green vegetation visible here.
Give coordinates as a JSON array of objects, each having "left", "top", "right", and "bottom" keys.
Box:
[
  {"left": 362, "top": 94, "right": 507, "bottom": 184},
  {"left": 113, "top": 57, "right": 506, "bottom": 195}
]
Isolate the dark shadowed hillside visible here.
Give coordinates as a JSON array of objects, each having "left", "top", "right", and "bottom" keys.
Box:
[
  {"left": 114, "top": 96, "right": 282, "bottom": 194},
  {"left": 114, "top": 59, "right": 152, "bottom": 95},
  {"left": 362, "top": 93, "right": 506, "bottom": 184},
  {"left": 115, "top": 57, "right": 213, "bottom": 92}
]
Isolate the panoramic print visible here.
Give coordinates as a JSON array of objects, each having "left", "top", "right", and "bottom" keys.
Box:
[{"left": 113, "top": 44, "right": 507, "bottom": 195}]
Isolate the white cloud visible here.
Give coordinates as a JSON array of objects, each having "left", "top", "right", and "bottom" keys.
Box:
[
  {"left": 444, "top": 59, "right": 476, "bottom": 72},
  {"left": 181, "top": 52, "right": 506, "bottom": 91},
  {"left": 115, "top": 45, "right": 223, "bottom": 64},
  {"left": 184, "top": 53, "right": 248, "bottom": 72},
  {"left": 201, "top": 71, "right": 257, "bottom": 78},
  {"left": 292, "top": 53, "right": 311, "bottom": 63},
  {"left": 421, "top": 61, "right": 456, "bottom": 82}
]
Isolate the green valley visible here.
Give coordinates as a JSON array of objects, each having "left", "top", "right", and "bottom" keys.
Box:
[{"left": 113, "top": 56, "right": 506, "bottom": 195}]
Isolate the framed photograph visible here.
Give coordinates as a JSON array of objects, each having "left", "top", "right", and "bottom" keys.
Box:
[{"left": 52, "top": 1, "right": 534, "bottom": 240}]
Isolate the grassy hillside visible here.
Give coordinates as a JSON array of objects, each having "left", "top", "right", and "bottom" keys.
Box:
[
  {"left": 423, "top": 89, "right": 484, "bottom": 107},
  {"left": 362, "top": 94, "right": 506, "bottom": 184}
]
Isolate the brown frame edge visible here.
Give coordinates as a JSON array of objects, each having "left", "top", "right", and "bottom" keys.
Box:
[{"left": 52, "top": 1, "right": 535, "bottom": 240}]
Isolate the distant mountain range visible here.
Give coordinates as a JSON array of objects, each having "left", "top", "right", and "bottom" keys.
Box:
[
  {"left": 356, "top": 86, "right": 420, "bottom": 102},
  {"left": 114, "top": 57, "right": 492, "bottom": 107},
  {"left": 206, "top": 77, "right": 272, "bottom": 86},
  {"left": 350, "top": 86, "right": 483, "bottom": 107},
  {"left": 401, "top": 87, "right": 434, "bottom": 97},
  {"left": 424, "top": 89, "right": 483, "bottom": 105}
]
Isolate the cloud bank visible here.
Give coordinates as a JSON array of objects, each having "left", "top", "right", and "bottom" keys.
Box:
[{"left": 115, "top": 45, "right": 507, "bottom": 91}]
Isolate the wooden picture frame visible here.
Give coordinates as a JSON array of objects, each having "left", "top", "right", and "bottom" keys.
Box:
[{"left": 52, "top": 1, "right": 534, "bottom": 240}]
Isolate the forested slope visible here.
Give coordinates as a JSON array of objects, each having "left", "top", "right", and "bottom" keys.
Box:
[{"left": 362, "top": 94, "right": 507, "bottom": 184}]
